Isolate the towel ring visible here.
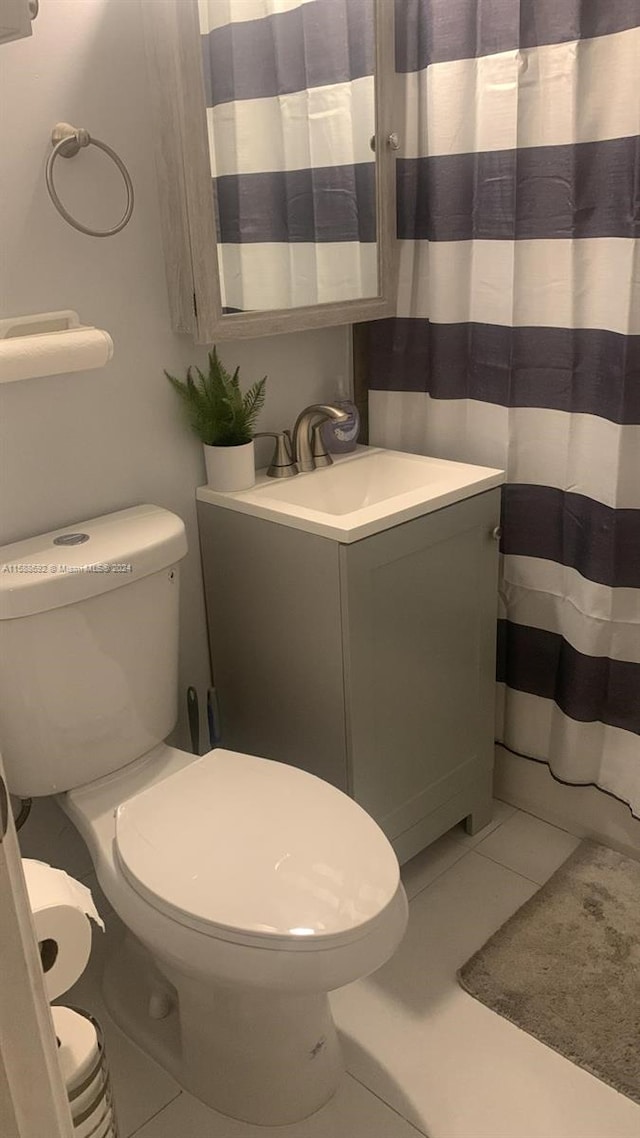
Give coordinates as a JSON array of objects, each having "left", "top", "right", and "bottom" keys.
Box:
[{"left": 45, "top": 122, "right": 134, "bottom": 238}]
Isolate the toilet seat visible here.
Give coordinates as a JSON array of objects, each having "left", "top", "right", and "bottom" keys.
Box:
[{"left": 115, "top": 749, "right": 399, "bottom": 951}]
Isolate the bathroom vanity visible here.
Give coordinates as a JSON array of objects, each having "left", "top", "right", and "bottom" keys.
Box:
[{"left": 197, "top": 448, "right": 504, "bottom": 863}]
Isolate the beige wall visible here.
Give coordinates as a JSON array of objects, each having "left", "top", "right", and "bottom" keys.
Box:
[{"left": 0, "top": 0, "right": 350, "bottom": 755}]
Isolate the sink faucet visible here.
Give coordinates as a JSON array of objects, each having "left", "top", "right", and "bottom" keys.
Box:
[{"left": 292, "top": 404, "right": 349, "bottom": 473}]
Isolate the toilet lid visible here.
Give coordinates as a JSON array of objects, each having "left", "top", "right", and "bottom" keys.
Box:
[{"left": 115, "top": 749, "right": 399, "bottom": 948}]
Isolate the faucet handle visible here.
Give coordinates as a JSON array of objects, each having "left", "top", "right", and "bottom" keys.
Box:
[{"left": 254, "top": 431, "right": 298, "bottom": 479}]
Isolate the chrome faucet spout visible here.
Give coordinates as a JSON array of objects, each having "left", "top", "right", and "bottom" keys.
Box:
[{"left": 292, "top": 404, "right": 349, "bottom": 472}]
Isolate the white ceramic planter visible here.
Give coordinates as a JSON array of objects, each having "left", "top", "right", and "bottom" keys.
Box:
[{"left": 203, "top": 440, "right": 255, "bottom": 492}]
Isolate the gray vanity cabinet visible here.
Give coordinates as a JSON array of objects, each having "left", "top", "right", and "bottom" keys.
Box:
[{"left": 197, "top": 488, "right": 501, "bottom": 863}]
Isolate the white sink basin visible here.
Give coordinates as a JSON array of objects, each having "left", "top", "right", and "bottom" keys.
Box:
[
  {"left": 196, "top": 446, "right": 504, "bottom": 542},
  {"left": 256, "top": 449, "right": 448, "bottom": 515}
]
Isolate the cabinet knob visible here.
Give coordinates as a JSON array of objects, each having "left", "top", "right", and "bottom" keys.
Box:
[
  {"left": 370, "top": 133, "right": 401, "bottom": 152},
  {"left": 491, "top": 525, "right": 502, "bottom": 542}
]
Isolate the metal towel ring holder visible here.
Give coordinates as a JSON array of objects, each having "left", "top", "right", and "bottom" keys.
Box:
[{"left": 45, "top": 122, "right": 134, "bottom": 238}]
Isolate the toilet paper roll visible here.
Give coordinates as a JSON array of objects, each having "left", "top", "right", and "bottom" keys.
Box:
[
  {"left": 77, "top": 1108, "right": 116, "bottom": 1138},
  {"left": 51, "top": 1006, "right": 100, "bottom": 1094},
  {"left": 0, "top": 327, "right": 114, "bottom": 383},
  {"left": 22, "top": 859, "right": 105, "bottom": 1000},
  {"left": 52, "top": 1007, "right": 116, "bottom": 1138}
]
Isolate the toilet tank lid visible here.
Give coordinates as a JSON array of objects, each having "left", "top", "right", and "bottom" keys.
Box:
[{"left": 0, "top": 505, "right": 187, "bottom": 619}]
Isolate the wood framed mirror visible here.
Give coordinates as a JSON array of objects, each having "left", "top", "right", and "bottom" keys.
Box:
[{"left": 144, "top": 0, "right": 398, "bottom": 341}]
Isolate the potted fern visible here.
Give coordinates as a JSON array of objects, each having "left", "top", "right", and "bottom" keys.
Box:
[{"left": 166, "top": 348, "right": 266, "bottom": 491}]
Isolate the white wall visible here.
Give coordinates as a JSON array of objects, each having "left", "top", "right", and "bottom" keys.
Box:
[{"left": 0, "top": 0, "right": 349, "bottom": 767}]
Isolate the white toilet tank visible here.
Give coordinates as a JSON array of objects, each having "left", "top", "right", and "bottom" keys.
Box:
[{"left": 0, "top": 505, "right": 188, "bottom": 797}]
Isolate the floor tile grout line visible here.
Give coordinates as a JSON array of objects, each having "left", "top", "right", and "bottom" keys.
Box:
[
  {"left": 407, "top": 843, "right": 543, "bottom": 914},
  {"left": 403, "top": 844, "right": 471, "bottom": 903},
  {"left": 405, "top": 807, "right": 545, "bottom": 905},
  {"left": 407, "top": 807, "right": 521, "bottom": 900},
  {"left": 126, "top": 1089, "right": 183, "bottom": 1137},
  {"left": 502, "top": 800, "right": 582, "bottom": 838},
  {"left": 448, "top": 805, "right": 520, "bottom": 851},
  {"left": 423, "top": 805, "right": 519, "bottom": 855},
  {"left": 346, "top": 1071, "right": 429, "bottom": 1136},
  {"left": 471, "top": 845, "right": 545, "bottom": 887}
]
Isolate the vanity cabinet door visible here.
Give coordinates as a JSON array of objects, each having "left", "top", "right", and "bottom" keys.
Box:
[
  {"left": 339, "top": 490, "right": 501, "bottom": 857},
  {"left": 197, "top": 503, "right": 349, "bottom": 791}
]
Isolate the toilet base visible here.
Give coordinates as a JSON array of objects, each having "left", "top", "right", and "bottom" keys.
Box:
[{"left": 102, "top": 932, "right": 344, "bottom": 1125}]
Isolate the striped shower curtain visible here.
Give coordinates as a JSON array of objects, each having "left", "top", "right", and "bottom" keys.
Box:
[
  {"left": 198, "top": 0, "right": 377, "bottom": 311},
  {"left": 364, "top": 1, "right": 640, "bottom": 815}
]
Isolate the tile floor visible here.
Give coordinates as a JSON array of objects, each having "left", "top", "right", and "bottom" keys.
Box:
[{"left": 56, "top": 802, "right": 640, "bottom": 1138}]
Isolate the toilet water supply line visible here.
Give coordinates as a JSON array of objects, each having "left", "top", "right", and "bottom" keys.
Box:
[
  {"left": 14, "top": 796, "right": 32, "bottom": 831},
  {"left": 187, "top": 686, "right": 221, "bottom": 753},
  {"left": 187, "top": 686, "right": 200, "bottom": 754}
]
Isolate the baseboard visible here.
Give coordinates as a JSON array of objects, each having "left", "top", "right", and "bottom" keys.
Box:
[{"left": 494, "top": 745, "right": 640, "bottom": 860}]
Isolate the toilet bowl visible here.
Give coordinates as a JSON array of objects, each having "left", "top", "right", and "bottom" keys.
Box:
[
  {"left": 63, "top": 740, "right": 407, "bottom": 1123},
  {"left": 0, "top": 505, "right": 407, "bottom": 1124}
]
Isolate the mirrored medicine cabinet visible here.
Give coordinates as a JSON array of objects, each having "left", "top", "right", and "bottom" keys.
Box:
[{"left": 144, "top": 0, "right": 398, "bottom": 341}]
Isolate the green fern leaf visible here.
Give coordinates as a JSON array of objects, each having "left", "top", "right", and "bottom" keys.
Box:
[{"left": 165, "top": 350, "right": 267, "bottom": 446}]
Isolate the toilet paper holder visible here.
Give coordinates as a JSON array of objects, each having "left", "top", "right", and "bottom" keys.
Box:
[
  {"left": 0, "top": 310, "right": 83, "bottom": 340},
  {"left": 0, "top": 310, "right": 114, "bottom": 384}
]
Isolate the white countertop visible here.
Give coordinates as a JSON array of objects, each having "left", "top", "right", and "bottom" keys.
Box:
[{"left": 196, "top": 446, "right": 505, "bottom": 543}]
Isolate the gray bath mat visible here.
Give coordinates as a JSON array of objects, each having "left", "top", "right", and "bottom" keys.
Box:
[{"left": 458, "top": 841, "right": 640, "bottom": 1103}]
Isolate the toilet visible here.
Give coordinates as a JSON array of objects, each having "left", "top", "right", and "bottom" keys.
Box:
[{"left": 0, "top": 505, "right": 408, "bottom": 1126}]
